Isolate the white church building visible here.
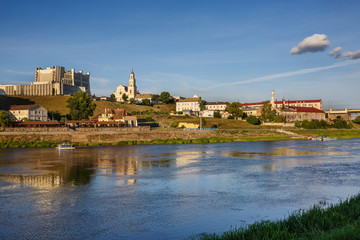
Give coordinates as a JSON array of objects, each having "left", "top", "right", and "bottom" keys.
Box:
[{"left": 113, "top": 70, "right": 139, "bottom": 102}]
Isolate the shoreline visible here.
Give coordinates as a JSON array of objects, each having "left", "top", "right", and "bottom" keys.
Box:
[
  {"left": 1, "top": 128, "right": 360, "bottom": 148},
  {"left": 194, "top": 192, "right": 360, "bottom": 239}
]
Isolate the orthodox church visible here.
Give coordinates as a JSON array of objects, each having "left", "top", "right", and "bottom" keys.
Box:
[{"left": 114, "top": 70, "right": 139, "bottom": 102}]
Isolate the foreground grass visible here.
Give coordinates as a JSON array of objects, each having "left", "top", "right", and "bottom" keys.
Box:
[{"left": 194, "top": 193, "right": 360, "bottom": 240}]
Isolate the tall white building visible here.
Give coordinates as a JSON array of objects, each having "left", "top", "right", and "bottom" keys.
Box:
[{"left": 0, "top": 66, "right": 91, "bottom": 96}]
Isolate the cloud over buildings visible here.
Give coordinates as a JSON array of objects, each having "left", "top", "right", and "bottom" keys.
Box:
[
  {"left": 328, "top": 46, "right": 342, "bottom": 56},
  {"left": 336, "top": 49, "right": 360, "bottom": 60},
  {"left": 290, "top": 34, "right": 330, "bottom": 54}
]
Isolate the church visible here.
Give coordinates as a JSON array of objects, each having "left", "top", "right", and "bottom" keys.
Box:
[{"left": 114, "top": 70, "right": 139, "bottom": 102}]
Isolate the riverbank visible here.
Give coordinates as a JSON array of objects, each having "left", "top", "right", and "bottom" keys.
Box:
[
  {"left": 195, "top": 192, "right": 360, "bottom": 239},
  {"left": 1, "top": 129, "right": 360, "bottom": 148},
  {"left": 0, "top": 129, "right": 297, "bottom": 148}
]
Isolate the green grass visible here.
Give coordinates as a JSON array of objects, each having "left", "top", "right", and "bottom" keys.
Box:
[
  {"left": 290, "top": 129, "right": 360, "bottom": 139},
  {"left": 194, "top": 193, "right": 360, "bottom": 240},
  {"left": 73, "top": 137, "right": 235, "bottom": 147},
  {"left": 0, "top": 140, "right": 57, "bottom": 148}
]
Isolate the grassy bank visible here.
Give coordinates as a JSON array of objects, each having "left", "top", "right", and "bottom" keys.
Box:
[
  {"left": 0, "top": 140, "right": 57, "bottom": 148},
  {"left": 77, "top": 137, "right": 235, "bottom": 147},
  {"left": 290, "top": 129, "right": 360, "bottom": 139},
  {"left": 0, "top": 137, "right": 235, "bottom": 148},
  {"left": 195, "top": 193, "right": 360, "bottom": 240}
]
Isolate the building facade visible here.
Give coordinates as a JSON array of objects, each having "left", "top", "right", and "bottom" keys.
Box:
[
  {"left": 9, "top": 104, "right": 48, "bottom": 121},
  {"left": 205, "top": 102, "right": 227, "bottom": 111},
  {"left": 0, "top": 66, "right": 91, "bottom": 96},
  {"left": 114, "top": 70, "right": 138, "bottom": 102},
  {"left": 176, "top": 95, "right": 201, "bottom": 115}
]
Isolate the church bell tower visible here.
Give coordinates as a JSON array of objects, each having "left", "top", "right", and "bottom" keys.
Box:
[{"left": 128, "top": 69, "right": 137, "bottom": 99}]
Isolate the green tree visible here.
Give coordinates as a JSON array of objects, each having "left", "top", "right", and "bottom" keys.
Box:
[
  {"left": 353, "top": 116, "right": 360, "bottom": 123},
  {"left": 66, "top": 91, "right": 96, "bottom": 120},
  {"left": 0, "top": 110, "right": 13, "bottom": 127},
  {"left": 246, "top": 115, "right": 260, "bottom": 125},
  {"left": 160, "top": 91, "right": 171, "bottom": 104},
  {"left": 151, "top": 94, "right": 160, "bottom": 104},
  {"left": 332, "top": 118, "right": 352, "bottom": 129},
  {"left": 226, "top": 102, "right": 243, "bottom": 119},
  {"left": 142, "top": 99, "right": 151, "bottom": 106},
  {"left": 110, "top": 93, "right": 116, "bottom": 102},
  {"left": 261, "top": 101, "right": 274, "bottom": 122},
  {"left": 274, "top": 115, "right": 286, "bottom": 123},
  {"left": 214, "top": 111, "right": 221, "bottom": 118},
  {"left": 122, "top": 93, "right": 128, "bottom": 102},
  {"left": 129, "top": 98, "right": 136, "bottom": 104}
]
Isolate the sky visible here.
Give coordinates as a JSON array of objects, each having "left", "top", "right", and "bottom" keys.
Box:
[{"left": 0, "top": 0, "right": 359, "bottom": 109}]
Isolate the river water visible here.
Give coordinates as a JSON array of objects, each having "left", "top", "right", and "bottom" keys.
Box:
[{"left": 0, "top": 139, "right": 360, "bottom": 239}]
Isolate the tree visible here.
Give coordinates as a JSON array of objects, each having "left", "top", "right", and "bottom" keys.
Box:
[
  {"left": 66, "top": 91, "right": 96, "bottom": 120},
  {"left": 142, "top": 99, "right": 151, "bottom": 106},
  {"left": 122, "top": 93, "right": 128, "bottom": 102},
  {"left": 0, "top": 110, "right": 13, "bottom": 127},
  {"left": 214, "top": 111, "right": 221, "bottom": 118},
  {"left": 261, "top": 101, "right": 274, "bottom": 122},
  {"left": 110, "top": 94, "right": 116, "bottom": 102},
  {"left": 353, "top": 116, "right": 360, "bottom": 123},
  {"left": 274, "top": 115, "right": 285, "bottom": 123},
  {"left": 225, "top": 102, "right": 243, "bottom": 119},
  {"left": 246, "top": 115, "right": 260, "bottom": 125},
  {"left": 151, "top": 94, "right": 160, "bottom": 104},
  {"left": 129, "top": 98, "right": 136, "bottom": 104},
  {"left": 159, "top": 91, "right": 171, "bottom": 104}
]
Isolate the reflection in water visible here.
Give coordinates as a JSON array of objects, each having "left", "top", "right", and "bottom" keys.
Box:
[{"left": 0, "top": 139, "right": 360, "bottom": 240}]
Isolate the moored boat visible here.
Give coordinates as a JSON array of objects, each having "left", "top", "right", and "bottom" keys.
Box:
[{"left": 56, "top": 142, "right": 75, "bottom": 150}]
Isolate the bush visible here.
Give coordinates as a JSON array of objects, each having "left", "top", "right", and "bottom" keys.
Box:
[
  {"left": 332, "top": 118, "right": 352, "bottom": 129},
  {"left": 169, "top": 121, "right": 178, "bottom": 128},
  {"left": 353, "top": 116, "right": 360, "bottom": 124},
  {"left": 145, "top": 116, "right": 153, "bottom": 122},
  {"left": 246, "top": 115, "right": 260, "bottom": 125},
  {"left": 227, "top": 115, "right": 235, "bottom": 119},
  {"left": 214, "top": 111, "right": 221, "bottom": 118},
  {"left": 274, "top": 115, "right": 285, "bottom": 123}
]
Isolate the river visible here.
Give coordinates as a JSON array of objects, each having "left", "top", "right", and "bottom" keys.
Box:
[{"left": 0, "top": 139, "right": 360, "bottom": 239}]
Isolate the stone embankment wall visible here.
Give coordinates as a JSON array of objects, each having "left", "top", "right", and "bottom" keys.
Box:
[{"left": 0, "top": 130, "right": 220, "bottom": 143}]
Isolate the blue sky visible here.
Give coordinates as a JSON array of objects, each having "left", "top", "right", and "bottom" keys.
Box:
[{"left": 1, "top": 0, "right": 359, "bottom": 109}]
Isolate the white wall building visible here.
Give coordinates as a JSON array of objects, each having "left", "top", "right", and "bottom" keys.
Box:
[
  {"left": 9, "top": 104, "right": 48, "bottom": 121},
  {"left": 176, "top": 95, "right": 201, "bottom": 115}
]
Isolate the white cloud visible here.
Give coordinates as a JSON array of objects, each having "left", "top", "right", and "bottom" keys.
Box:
[
  {"left": 328, "top": 46, "right": 342, "bottom": 56},
  {"left": 337, "top": 49, "right": 360, "bottom": 60},
  {"left": 91, "top": 76, "right": 111, "bottom": 84},
  {"left": 5, "top": 69, "right": 33, "bottom": 75},
  {"left": 205, "top": 59, "right": 360, "bottom": 90},
  {"left": 290, "top": 34, "right": 330, "bottom": 54}
]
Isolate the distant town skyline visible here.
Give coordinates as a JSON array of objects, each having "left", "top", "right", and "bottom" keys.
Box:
[{"left": 1, "top": 0, "right": 359, "bottom": 109}]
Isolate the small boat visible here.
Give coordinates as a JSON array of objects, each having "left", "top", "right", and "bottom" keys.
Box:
[
  {"left": 56, "top": 142, "right": 75, "bottom": 150},
  {"left": 311, "top": 135, "right": 334, "bottom": 141}
]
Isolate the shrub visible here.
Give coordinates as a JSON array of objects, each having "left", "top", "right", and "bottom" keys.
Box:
[
  {"left": 246, "top": 115, "right": 260, "bottom": 125},
  {"left": 214, "top": 111, "right": 221, "bottom": 118},
  {"left": 145, "top": 116, "right": 153, "bottom": 122},
  {"left": 169, "top": 121, "right": 178, "bottom": 128},
  {"left": 227, "top": 115, "right": 235, "bottom": 119},
  {"left": 274, "top": 115, "right": 285, "bottom": 123}
]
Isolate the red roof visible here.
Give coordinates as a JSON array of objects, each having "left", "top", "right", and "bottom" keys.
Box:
[
  {"left": 9, "top": 104, "right": 40, "bottom": 110},
  {"left": 288, "top": 106, "right": 325, "bottom": 113},
  {"left": 243, "top": 99, "right": 322, "bottom": 106},
  {"left": 242, "top": 101, "right": 264, "bottom": 106},
  {"left": 17, "top": 121, "right": 60, "bottom": 125},
  {"left": 275, "top": 99, "right": 322, "bottom": 104}
]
